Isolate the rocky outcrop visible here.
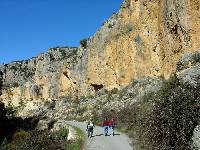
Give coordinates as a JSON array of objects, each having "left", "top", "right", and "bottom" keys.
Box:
[
  {"left": 0, "top": 47, "right": 81, "bottom": 107},
  {"left": 192, "top": 125, "right": 200, "bottom": 150},
  {"left": 177, "top": 50, "right": 200, "bottom": 88}
]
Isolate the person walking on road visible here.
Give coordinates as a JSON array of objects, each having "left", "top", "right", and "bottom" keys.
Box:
[
  {"left": 110, "top": 118, "right": 116, "bottom": 136},
  {"left": 108, "top": 119, "right": 113, "bottom": 135},
  {"left": 86, "top": 121, "right": 95, "bottom": 138},
  {"left": 103, "top": 118, "right": 109, "bottom": 136}
]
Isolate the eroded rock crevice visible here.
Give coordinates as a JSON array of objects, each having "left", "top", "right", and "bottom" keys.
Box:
[{"left": 90, "top": 84, "right": 104, "bottom": 92}]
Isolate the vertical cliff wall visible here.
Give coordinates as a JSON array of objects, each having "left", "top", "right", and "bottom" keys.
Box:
[
  {"left": 0, "top": 0, "right": 200, "bottom": 105},
  {"left": 73, "top": 0, "right": 200, "bottom": 94}
]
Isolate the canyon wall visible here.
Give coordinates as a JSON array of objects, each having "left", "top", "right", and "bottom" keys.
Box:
[
  {"left": 0, "top": 0, "right": 200, "bottom": 106},
  {"left": 74, "top": 0, "right": 200, "bottom": 94}
]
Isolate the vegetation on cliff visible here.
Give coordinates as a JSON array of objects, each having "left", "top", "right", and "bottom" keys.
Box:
[{"left": 101, "top": 76, "right": 199, "bottom": 150}]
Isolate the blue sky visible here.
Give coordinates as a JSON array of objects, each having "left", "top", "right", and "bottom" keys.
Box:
[{"left": 0, "top": 0, "right": 123, "bottom": 64}]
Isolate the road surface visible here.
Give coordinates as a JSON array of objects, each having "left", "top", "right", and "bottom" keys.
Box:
[{"left": 65, "top": 121, "right": 133, "bottom": 150}]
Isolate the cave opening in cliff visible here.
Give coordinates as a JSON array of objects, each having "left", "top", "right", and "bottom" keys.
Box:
[
  {"left": 63, "top": 71, "right": 69, "bottom": 79},
  {"left": 90, "top": 84, "right": 104, "bottom": 92}
]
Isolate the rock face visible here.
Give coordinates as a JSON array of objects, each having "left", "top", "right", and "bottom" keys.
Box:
[
  {"left": 76, "top": 0, "right": 200, "bottom": 92},
  {"left": 192, "top": 125, "right": 200, "bottom": 150},
  {"left": 0, "top": 0, "right": 200, "bottom": 107},
  {"left": 177, "top": 50, "right": 200, "bottom": 88},
  {"left": 0, "top": 47, "right": 81, "bottom": 106}
]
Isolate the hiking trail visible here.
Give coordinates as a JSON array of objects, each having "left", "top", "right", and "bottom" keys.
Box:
[{"left": 65, "top": 121, "right": 133, "bottom": 150}]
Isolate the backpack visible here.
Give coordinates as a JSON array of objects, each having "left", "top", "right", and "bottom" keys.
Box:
[{"left": 88, "top": 123, "right": 94, "bottom": 128}]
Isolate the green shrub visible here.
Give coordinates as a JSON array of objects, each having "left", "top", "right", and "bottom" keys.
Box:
[
  {"left": 44, "top": 101, "right": 56, "bottom": 109},
  {"left": 54, "top": 128, "right": 69, "bottom": 140},
  {"left": 48, "top": 119, "right": 57, "bottom": 130},
  {"left": 80, "top": 39, "right": 88, "bottom": 49},
  {"left": 6, "top": 102, "right": 17, "bottom": 118},
  {"left": 11, "top": 129, "right": 31, "bottom": 150},
  {"left": 0, "top": 139, "right": 10, "bottom": 150},
  {"left": 14, "top": 128, "right": 69, "bottom": 150},
  {"left": 108, "top": 24, "right": 113, "bottom": 28},
  {"left": 193, "top": 52, "right": 200, "bottom": 62},
  {"left": 117, "top": 76, "right": 200, "bottom": 150}
]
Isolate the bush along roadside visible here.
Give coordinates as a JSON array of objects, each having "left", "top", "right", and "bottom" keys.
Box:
[
  {"left": 101, "top": 75, "right": 200, "bottom": 150},
  {"left": 0, "top": 125, "right": 86, "bottom": 150},
  {"left": 0, "top": 127, "right": 69, "bottom": 150}
]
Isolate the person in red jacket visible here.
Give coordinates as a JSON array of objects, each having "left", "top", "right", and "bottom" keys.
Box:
[
  {"left": 110, "top": 118, "right": 116, "bottom": 136},
  {"left": 108, "top": 120, "right": 113, "bottom": 135},
  {"left": 102, "top": 118, "right": 109, "bottom": 136}
]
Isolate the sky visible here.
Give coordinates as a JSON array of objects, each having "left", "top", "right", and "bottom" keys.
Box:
[{"left": 0, "top": 0, "right": 123, "bottom": 64}]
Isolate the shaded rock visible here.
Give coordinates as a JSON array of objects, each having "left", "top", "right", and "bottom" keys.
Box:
[
  {"left": 192, "top": 125, "right": 200, "bottom": 150},
  {"left": 36, "top": 120, "right": 49, "bottom": 130},
  {"left": 67, "top": 126, "right": 77, "bottom": 141},
  {"left": 177, "top": 50, "right": 200, "bottom": 71},
  {"left": 178, "top": 64, "right": 200, "bottom": 88}
]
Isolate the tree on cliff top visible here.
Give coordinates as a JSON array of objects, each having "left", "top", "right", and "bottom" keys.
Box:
[{"left": 80, "top": 38, "right": 88, "bottom": 49}]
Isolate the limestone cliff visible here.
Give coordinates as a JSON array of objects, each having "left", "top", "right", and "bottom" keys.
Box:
[
  {"left": 0, "top": 47, "right": 81, "bottom": 106},
  {"left": 0, "top": 0, "right": 200, "bottom": 106},
  {"left": 74, "top": 0, "right": 200, "bottom": 94}
]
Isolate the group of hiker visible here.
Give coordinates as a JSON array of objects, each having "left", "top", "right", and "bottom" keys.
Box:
[{"left": 86, "top": 118, "right": 116, "bottom": 138}]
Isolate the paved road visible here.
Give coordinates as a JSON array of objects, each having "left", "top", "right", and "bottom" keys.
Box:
[{"left": 66, "top": 121, "right": 133, "bottom": 150}]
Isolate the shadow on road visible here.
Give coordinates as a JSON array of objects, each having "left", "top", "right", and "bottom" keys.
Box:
[
  {"left": 94, "top": 134, "right": 104, "bottom": 137},
  {"left": 93, "top": 133, "right": 121, "bottom": 137}
]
